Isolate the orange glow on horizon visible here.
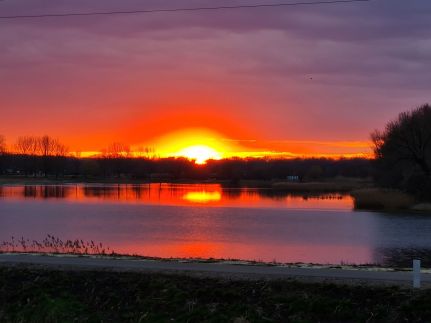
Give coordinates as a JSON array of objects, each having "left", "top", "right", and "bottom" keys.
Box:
[
  {"left": 175, "top": 145, "right": 222, "bottom": 164},
  {"left": 63, "top": 127, "right": 373, "bottom": 160},
  {"left": 145, "top": 128, "right": 238, "bottom": 162},
  {"left": 73, "top": 150, "right": 372, "bottom": 160}
]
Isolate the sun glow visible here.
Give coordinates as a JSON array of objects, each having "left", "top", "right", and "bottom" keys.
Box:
[
  {"left": 176, "top": 145, "right": 222, "bottom": 164},
  {"left": 146, "top": 128, "right": 233, "bottom": 163},
  {"left": 130, "top": 127, "right": 373, "bottom": 163}
]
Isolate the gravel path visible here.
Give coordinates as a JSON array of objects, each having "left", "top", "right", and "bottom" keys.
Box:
[{"left": 1, "top": 253, "right": 430, "bottom": 287}]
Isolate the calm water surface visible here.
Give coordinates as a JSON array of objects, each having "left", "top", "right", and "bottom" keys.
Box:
[{"left": 1, "top": 184, "right": 430, "bottom": 267}]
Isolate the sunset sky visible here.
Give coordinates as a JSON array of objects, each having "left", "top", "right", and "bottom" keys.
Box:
[{"left": 1, "top": 0, "right": 430, "bottom": 159}]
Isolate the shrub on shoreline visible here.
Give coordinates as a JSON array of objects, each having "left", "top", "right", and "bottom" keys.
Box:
[{"left": 351, "top": 188, "right": 415, "bottom": 210}]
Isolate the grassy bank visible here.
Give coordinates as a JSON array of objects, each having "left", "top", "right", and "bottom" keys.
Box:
[
  {"left": 1, "top": 266, "right": 431, "bottom": 322},
  {"left": 351, "top": 188, "right": 417, "bottom": 211}
]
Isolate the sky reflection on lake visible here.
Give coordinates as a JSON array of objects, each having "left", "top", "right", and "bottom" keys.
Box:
[
  {"left": 1, "top": 184, "right": 430, "bottom": 267},
  {"left": 0, "top": 183, "right": 352, "bottom": 210}
]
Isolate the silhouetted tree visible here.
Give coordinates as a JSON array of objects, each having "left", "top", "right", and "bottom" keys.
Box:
[
  {"left": 80, "top": 159, "right": 102, "bottom": 178},
  {"left": 100, "top": 142, "right": 131, "bottom": 177},
  {"left": 38, "top": 135, "right": 55, "bottom": 156},
  {"left": 35, "top": 136, "right": 69, "bottom": 176},
  {"left": 134, "top": 146, "right": 156, "bottom": 159},
  {"left": 372, "top": 104, "right": 431, "bottom": 199},
  {"left": 104, "top": 142, "right": 131, "bottom": 158},
  {"left": 14, "top": 136, "right": 38, "bottom": 155},
  {"left": 0, "top": 135, "right": 6, "bottom": 153},
  {"left": 0, "top": 135, "right": 6, "bottom": 174},
  {"left": 306, "top": 165, "right": 324, "bottom": 180}
]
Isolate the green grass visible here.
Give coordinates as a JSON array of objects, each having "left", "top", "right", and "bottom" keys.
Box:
[{"left": 1, "top": 266, "right": 431, "bottom": 322}]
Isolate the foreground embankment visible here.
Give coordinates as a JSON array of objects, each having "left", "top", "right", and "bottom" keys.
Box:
[
  {"left": 2, "top": 253, "right": 430, "bottom": 286},
  {"left": 1, "top": 259, "right": 431, "bottom": 322}
]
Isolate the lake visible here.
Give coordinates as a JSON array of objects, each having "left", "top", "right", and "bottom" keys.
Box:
[{"left": 1, "top": 183, "right": 430, "bottom": 267}]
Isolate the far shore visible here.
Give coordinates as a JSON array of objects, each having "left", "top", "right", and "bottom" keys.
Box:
[{"left": 0, "top": 175, "right": 372, "bottom": 190}]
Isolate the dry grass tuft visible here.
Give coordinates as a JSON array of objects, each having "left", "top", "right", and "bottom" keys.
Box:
[{"left": 351, "top": 188, "right": 415, "bottom": 210}]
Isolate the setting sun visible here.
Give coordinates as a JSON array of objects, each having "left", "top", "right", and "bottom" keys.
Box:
[
  {"left": 147, "top": 128, "right": 235, "bottom": 163},
  {"left": 176, "top": 145, "right": 222, "bottom": 164}
]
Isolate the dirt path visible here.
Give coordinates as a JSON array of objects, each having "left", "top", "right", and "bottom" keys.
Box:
[{"left": 1, "top": 253, "right": 430, "bottom": 287}]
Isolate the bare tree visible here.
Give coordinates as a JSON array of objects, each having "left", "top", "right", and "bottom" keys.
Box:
[
  {"left": 38, "top": 135, "right": 54, "bottom": 156},
  {"left": 36, "top": 135, "right": 68, "bottom": 157},
  {"left": 28, "top": 135, "right": 68, "bottom": 177},
  {"left": 52, "top": 139, "right": 69, "bottom": 157},
  {"left": 144, "top": 146, "right": 156, "bottom": 159},
  {"left": 134, "top": 145, "right": 156, "bottom": 158},
  {"left": 0, "top": 135, "right": 5, "bottom": 154},
  {"left": 104, "top": 142, "right": 130, "bottom": 158},
  {"left": 14, "top": 136, "right": 38, "bottom": 155}
]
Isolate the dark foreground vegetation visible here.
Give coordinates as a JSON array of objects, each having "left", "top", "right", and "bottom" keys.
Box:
[
  {"left": 343, "top": 103, "right": 431, "bottom": 210},
  {"left": 372, "top": 104, "right": 431, "bottom": 202},
  {"left": 1, "top": 266, "right": 430, "bottom": 323}
]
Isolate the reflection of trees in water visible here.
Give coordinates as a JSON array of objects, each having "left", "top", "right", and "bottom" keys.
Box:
[
  {"left": 374, "top": 247, "right": 431, "bottom": 268},
  {"left": 83, "top": 185, "right": 119, "bottom": 199},
  {"left": 254, "top": 189, "right": 346, "bottom": 201},
  {"left": 82, "top": 184, "right": 188, "bottom": 201},
  {"left": 131, "top": 184, "right": 147, "bottom": 199},
  {"left": 5, "top": 184, "right": 347, "bottom": 203},
  {"left": 220, "top": 189, "right": 242, "bottom": 199},
  {"left": 23, "top": 185, "right": 68, "bottom": 199},
  {"left": 83, "top": 184, "right": 147, "bottom": 200},
  {"left": 23, "top": 186, "right": 38, "bottom": 197},
  {"left": 220, "top": 187, "right": 347, "bottom": 202},
  {"left": 369, "top": 212, "right": 431, "bottom": 268}
]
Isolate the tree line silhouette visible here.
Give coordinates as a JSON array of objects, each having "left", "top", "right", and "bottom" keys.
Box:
[
  {"left": 0, "top": 135, "right": 372, "bottom": 181},
  {"left": 2, "top": 103, "right": 430, "bottom": 201}
]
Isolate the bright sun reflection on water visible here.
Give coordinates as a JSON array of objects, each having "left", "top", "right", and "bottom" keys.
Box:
[{"left": 183, "top": 191, "right": 222, "bottom": 203}]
